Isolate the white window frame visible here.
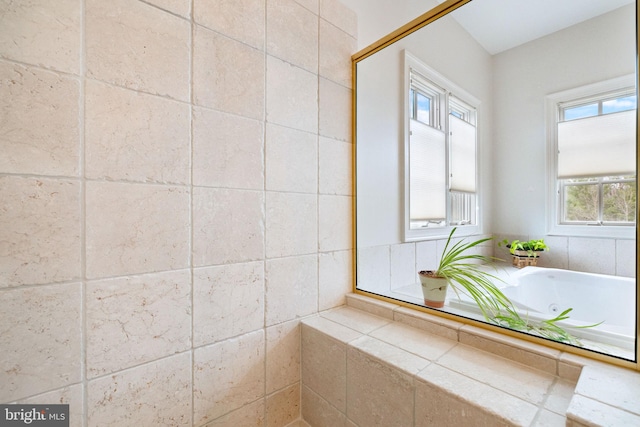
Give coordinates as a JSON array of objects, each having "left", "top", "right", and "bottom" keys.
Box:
[
  {"left": 403, "top": 51, "right": 482, "bottom": 242},
  {"left": 545, "top": 74, "right": 636, "bottom": 239}
]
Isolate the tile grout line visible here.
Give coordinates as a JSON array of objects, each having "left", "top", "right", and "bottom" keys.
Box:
[{"left": 79, "top": 0, "right": 88, "bottom": 425}]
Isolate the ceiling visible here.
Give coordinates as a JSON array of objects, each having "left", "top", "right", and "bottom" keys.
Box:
[{"left": 437, "top": 0, "right": 635, "bottom": 54}]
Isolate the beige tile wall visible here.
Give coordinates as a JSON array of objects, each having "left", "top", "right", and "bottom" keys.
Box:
[{"left": 0, "top": 0, "right": 356, "bottom": 425}]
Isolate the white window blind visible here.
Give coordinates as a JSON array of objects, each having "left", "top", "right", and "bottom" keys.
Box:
[
  {"left": 558, "top": 109, "right": 636, "bottom": 179},
  {"left": 449, "top": 115, "right": 477, "bottom": 192},
  {"left": 409, "top": 119, "right": 446, "bottom": 220}
]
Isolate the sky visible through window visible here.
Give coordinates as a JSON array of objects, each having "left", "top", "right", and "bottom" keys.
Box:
[{"left": 564, "top": 95, "right": 637, "bottom": 121}]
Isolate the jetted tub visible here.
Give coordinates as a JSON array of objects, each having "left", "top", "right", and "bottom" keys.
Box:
[
  {"left": 449, "top": 266, "right": 636, "bottom": 351},
  {"left": 499, "top": 267, "right": 636, "bottom": 350}
]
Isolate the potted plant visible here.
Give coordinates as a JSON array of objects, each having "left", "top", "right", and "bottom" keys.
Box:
[
  {"left": 419, "top": 228, "right": 589, "bottom": 345},
  {"left": 499, "top": 238, "right": 549, "bottom": 268},
  {"left": 418, "top": 228, "right": 512, "bottom": 319}
]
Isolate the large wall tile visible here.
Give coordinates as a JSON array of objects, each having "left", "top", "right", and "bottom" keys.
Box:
[
  {"left": 193, "top": 108, "right": 264, "bottom": 190},
  {"left": 319, "top": 20, "right": 355, "bottom": 88},
  {"left": 266, "top": 56, "right": 318, "bottom": 133},
  {"left": 266, "top": 124, "right": 318, "bottom": 193},
  {"left": 266, "top": 255, "right": 318, "bottom": 326},
  {"left": 266, "top": 383, "right": 300, "bottom": 427},
  {"left": 194, "top": 330, "right": 266, "bottom": 425},
  {"left": 266, "top": 320, "right": 301, "bottom": 393},
  {"left": 0, "top": 283, "right": 81, "bottom": 402},
  {"left": 319, "top": 77, "right": 351, "bottom": 142},
  {"left": 0, "top": 176, "right": 80, "bottom": 287},
  {"left": 86, "top": 0, "right": 190, "bottom": 101},
  {"left": 319, "top": 195, "right": 352, "bottom": 252},
  {"left": 194, "top": 0, "right": 265, "bottom": 49},
  {"left": 205, "top": 399, "right": 266, "bottom": 426},
  {"left": 87, "top": 353, "right": 191, "bottom": 426},
  {"left": 193, "top": 25, "right": 265, "bottom": 120},
  {"left": 193, "top": 262, "right": 265, "bottom": 347},
  {"left": 319, "top": 136, "right": 351, "bottom": 195},
  {"left": 86, "top": 270, "right": 192, "bottom": 378},
  {"left": 294, "top": 0, "right": 319, "bottom": 14},
  {"left": 85, "top": 81, "right": 190, "bottom": 184},
  {"left": 85, "top": 181, "right": 190, "bottom": 279},
  {"left": 0, "top": 62, "right": 79, "bottom": 177},
  {"left": 319, "top": 250, "right": 353, "bottom": 310},
  {"left": 266, "top": 192, "right": 318, "bottom": 258},
  {"left": 145, "top": 0, "right": 191, "bottom": 18},
  {"left": 14, "top": 384, "right": 83, "bottom": 427},
  {"left": 568, "top": 237, "right": 616, "bottom": 275},
  {"left": 267, "top": 0, "right": 319, "bottom": 73},
  {"left": 0, "top": 0, "right": 81, "bottom": 74},
  {"left": 319, "top": 0, "right": 357, "bottom": 38},
  {"left": 193, "top": 187, "right": 265, "bottom": 266}
]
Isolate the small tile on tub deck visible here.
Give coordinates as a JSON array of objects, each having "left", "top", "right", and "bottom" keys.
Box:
[
  {"left": 574, "top": 364, "right": 640, "bottom": 416},
  {"left": 415, "top": 364, "right": 538, "bottom": 427},
  {"left": 301, "top": 321, "right": 350, "bottom": 412},
  {"left": 459, "top": 324, "right": 559, "bottom": 375},
  {"left": 393, "top": 306, "right": 462, "bottom": 341},
  {"left": 345, "top": 293, "right": 398, "bottom": 319},
  {"left": 320, "top": 306, "right": 390, "bottom": 334},
  {"left": 350, "top": 335, "right": 430, "bottom": 375},
  {"left": 347, "top": 344, "right": 414, "bottom": 427},
  {"left": 437, "top": 344, "right": 556, "bottom": 405},
  {"left": 566, "top": 394, "right": 640, "bottom": 427},
  {"left": 370, "top": 322, "right": 457, "bottom": 362}
]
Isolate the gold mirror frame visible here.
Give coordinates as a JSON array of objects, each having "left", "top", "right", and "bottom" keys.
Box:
[{"left": 351, "top": 0, "right": 640, "bottom": 371}]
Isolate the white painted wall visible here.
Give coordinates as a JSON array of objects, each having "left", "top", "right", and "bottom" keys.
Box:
[
  {"left": 354, "top": 5, "right": 494, "bottom": 248},
  {"left": 492, "top": 4, "right": 636, "bottom": 236}
]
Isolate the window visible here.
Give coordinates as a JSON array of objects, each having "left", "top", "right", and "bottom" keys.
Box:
[
  {"left": 404, "top": 52, "right": 480, "bottom": 240},
  {"left": 547, "top": 76, "right": 637, "bottom": 237}
]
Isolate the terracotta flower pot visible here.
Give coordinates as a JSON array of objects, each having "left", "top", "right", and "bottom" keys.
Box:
[{"left": 418, "top": 271, "right": 448, "bottom": 308}]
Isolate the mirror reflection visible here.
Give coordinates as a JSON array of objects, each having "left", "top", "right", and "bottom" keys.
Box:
[{"left": 352, "top": 0, "right": 637, "bottom": 360}]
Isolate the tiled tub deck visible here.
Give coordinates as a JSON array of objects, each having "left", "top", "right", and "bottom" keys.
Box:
[{"left": 300, "top": 294, "right": 640, "bottom": 426}]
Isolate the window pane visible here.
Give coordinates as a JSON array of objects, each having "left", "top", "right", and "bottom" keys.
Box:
[
  {"left": 564, "top": 183, "right": 598, "bottom": 221},
  {"left": 563, "top": 103, "right": 598, "bottom": 121},
  {"left": 603, "top": 181, "right": 636, "bottom": 222},
  {"left": 603, "top": 95, "right": 637, "bottom": 114},
  {"left": 416, "top": 92, "right": 431, "bottom": 124}
]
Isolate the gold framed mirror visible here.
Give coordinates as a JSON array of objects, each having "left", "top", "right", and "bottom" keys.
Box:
[{"left": 351, "top": 0, "right": 639, "bottom": 369}]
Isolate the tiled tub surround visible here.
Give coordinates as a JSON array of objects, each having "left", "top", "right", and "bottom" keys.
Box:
[
  {"left": 0, "top": 0, "right": 355, "bottom": 425},
  {"left": 301, "top": 294, "right": 640, "bottom": 426},
  {"left": 357, "top": 236, "right": 635, "bottom": 296}
]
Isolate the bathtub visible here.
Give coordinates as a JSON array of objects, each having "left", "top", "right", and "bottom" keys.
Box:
[{"left": 451, "top": 266, "right": 637, "bottom": 351}]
